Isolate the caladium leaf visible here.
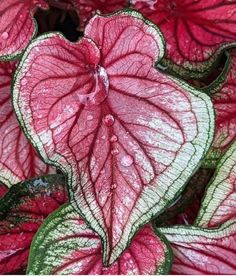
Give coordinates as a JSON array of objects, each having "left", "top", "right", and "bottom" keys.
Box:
[
  {"left": 0, "top": 61, "right": 55, "bottom": 187},
  {"left": 72, "top": 0, "right": 128, "bottom": 30},
  {"left": 131, "top": 0, "right": 236, "bottom": 78},
  {"left": 0, "top": 174, "right": 67, "bottom": 274},
  {"left": 13, "top": 10, "right": 214, "bottom": 265},
  {"left": 27, "top": 203, "right": 172, "bottom": 275},
  {"left": 0, "top": 0, "right": 49, "bottom": 61},
  {"left": 160, "top": 219, "right": 236, "bottom": 274},
  {"left": 204, "top": 50, "right": 236, "bottom": 167},
  {"left": 196, "top": 140, "right": 236, "bottom": 228}
]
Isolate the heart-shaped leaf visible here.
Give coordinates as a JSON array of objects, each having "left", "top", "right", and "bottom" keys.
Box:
[
  {"left": 0, "top": 0, "right": 49, "bottom": 61},
  {"left": 0, "top": 174, "right": 67, "bottom": 274},
  {"left": 160, "top": 220, "right": 236, "bottom": 274},
  {"left": 204, "top": 50, "right": 236, "bottom": 167},
  {"left": 131, "top": 0, "right": 236, "bottom": 78},
  {"left": 0, "top": 61, "right": 55, "bottom": 186},
  {"left": 72, "top": 0, "right": 129, "bottom": 29},
  {"left": 27, "top": 203, "right": 172, "bottom": 275},
  {"left": 196, "top": 140, "right": 236, "bottom": 228},
  {"left": 13, "top": 10, "right": 214, "bottom": 265}
]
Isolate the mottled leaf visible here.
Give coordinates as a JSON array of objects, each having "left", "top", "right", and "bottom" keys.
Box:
[
  {"left": 0, "top": 174, "right": 67, "bottom": 274},
  {"left": 13, "top": 10, "right": 214, "bottom": 265},
  {"left": 27, "top": 203, "right": 172, "bottom": 275}
]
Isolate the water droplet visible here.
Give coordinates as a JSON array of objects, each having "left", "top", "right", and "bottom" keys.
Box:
[
  {"left": 76, "top": 65, "right": 109, "bottom": 107},
  {"left": 111, "top": 148, "right": 119, "bottom": 155},
  {"left": 21, "top": 78, "right": 28, "bottom": 85},
  {"left": 100, "top": 169, "right": 105, "bottom": 175},
  {"left": 111, "top": 183, "right": 117, "bottom": 189},
  {"left": 110, "top": 135, "right": 118, "bottom": 142},
  {"left": 103, "top": 114, "right": 115, "bottom": 126},
  {"left": 87, "top": 115, "right": 93, "bottom": 121},
  {"left": 1, "top": 32, "right": 9, "bottom": 39},
  {"left": 121, "top": 155, "right": 133, "bottom": 167}
]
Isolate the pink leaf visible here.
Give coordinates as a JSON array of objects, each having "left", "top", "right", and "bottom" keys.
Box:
[
  {"left": 27, "top": 204, "right": 172, "bottom": 275},
  {"left": 13, "top": 11, "right": 214, "bottom": 264},
  {"left": 160, "top": 220, "right": 236, "bottom": 274},
  {"left": 0, "top": 61, "right": 55, "bottom": 187},
  {"left": 0, "top": 0, "right": 48, "bottom": 61},
  {"left": 131, "top": 0, "right": 236, "bottom": 77},
  {"left": 0, "top": 175, "right": 68, "bottom": 274},
  {"left": 72, "top": 0, "right": 128, "bottom": 29}
]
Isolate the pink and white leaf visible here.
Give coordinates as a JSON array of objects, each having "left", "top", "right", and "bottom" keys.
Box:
[{"left": 13, "top": 11, "right": 214, "bottom": 264}]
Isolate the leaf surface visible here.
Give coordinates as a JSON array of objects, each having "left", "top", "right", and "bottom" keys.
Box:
[
  {"left": 160, "top": 220, "right": 236, "bottom": 274},
  {"left": 131, "top": 0, "right": 236, "bottom": 78},
  {"left": 0, "top": 61, "right": 54, "bottom": 187},
  {"left": 196, "top": 140, "right": 236, "bottom": 227},
  {"left": 28, "top": 203, "right": 172, "bottom": 275},
  {"left": 0, "top": 175, "right": 67, "bottom": 274},
  {"left": 13, "top": 11, "right": 214, "bottom": 265},
  {"left": 0, "top": 0, "right": 48, "bottom": 60}
]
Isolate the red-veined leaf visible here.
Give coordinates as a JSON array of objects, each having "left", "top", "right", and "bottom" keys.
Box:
[
  {"left": 131, "top": 0, "right": 236, "bottom": 78},
  {"left": 0, "top": 0, "right": 49, "bottom": 61},
  {"left": 0, "top": 61, "right": 55, "bottom": 187},
  {"left": 0, "top": 174, "right": 67, "bottom": 274},
  {"left": 204, "top": 50, "right": 236, "bottom": 167},
  {"left": 196, "top": 140, "right": 236, "bottom": 228},
  {"left": 72, "top": 0, "right": 128, "bottom": 30},
  {"left": 27, "top": 203, "right": 172, "bottom": 275},
  {"left": 13, "top": 10, "right": 214, "bottom": 265},
  {"left": 160, "top": 220, "right": 236, "bottom": 274}
]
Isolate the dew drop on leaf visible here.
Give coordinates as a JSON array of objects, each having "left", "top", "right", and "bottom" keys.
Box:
[
  {"left": 87, "top": 115, "right": 93, "bottom": 121},
  {"left": 21, "top": 78, "right": 28, "bottom": 85},
  {"left": 103, "top": 114, "right": 115, "bottom": 126},
  {"left": 1, "top": 32, "right": 9, "bottom": 39},
  {"left": 77, "top": 66, "right": 109, "bottom": 106},
  {"left": 110, "top": 135, "right": 118, "bottom": 142},
  {"left": 121, "top": 155, "right": 134, "bottom": 167},
  {"left": 111, "top": 148, "right": 119, "bottom": 156}
]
